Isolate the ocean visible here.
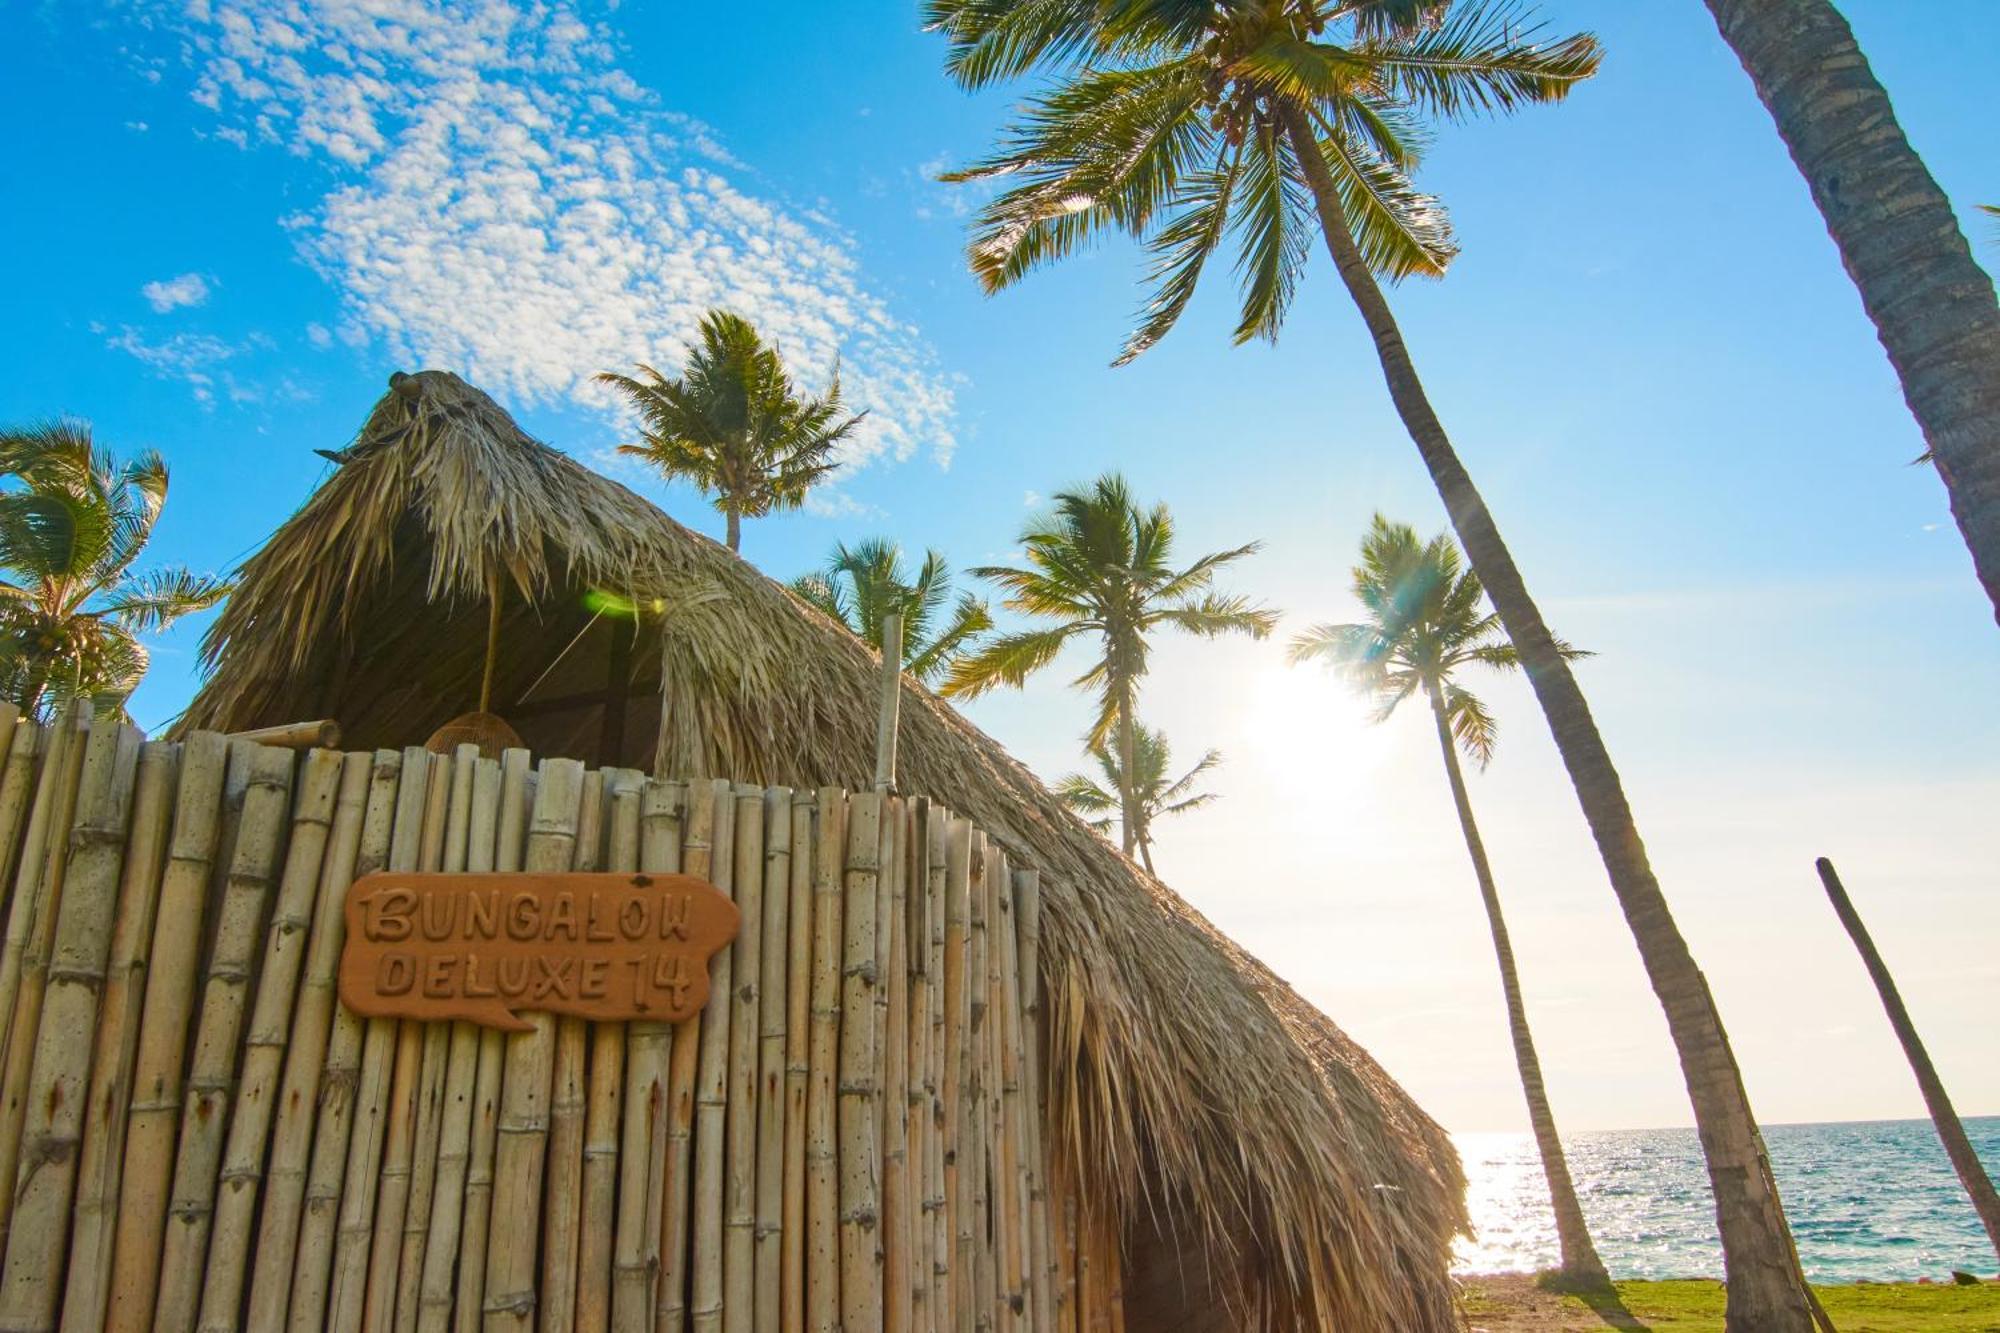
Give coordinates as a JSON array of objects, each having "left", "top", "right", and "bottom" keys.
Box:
[{"left": 1453, "top": 1115, "right": 2000, "bottom": 1282}]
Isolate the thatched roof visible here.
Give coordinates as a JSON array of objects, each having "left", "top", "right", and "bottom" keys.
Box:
[{"left": 182, "top": 371, "right": 1467, "bottom": 1330}]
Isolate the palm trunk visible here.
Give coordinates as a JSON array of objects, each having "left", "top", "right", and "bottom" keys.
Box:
[
  {"left": 1137, "top": 837, "right": 1155, "bottom": 878},
  {"left": 1704, "top": 0, "right": 2000, "bottom": 627},
  {"left": 1816, "top": 857, "right": 2000, "bottom": 1261},
  {"left": 1115, "top": 696, "right": 1138, "bottom": 860},
  {"left": 725, "top": 506, "right": 742, "bottom": 553},
  {"left": 1280, "top": 106, "right": 1820, "bottom": 1332},
  {"left": 1427, "top": 689, "right": 1605, "bottom": 1284}
]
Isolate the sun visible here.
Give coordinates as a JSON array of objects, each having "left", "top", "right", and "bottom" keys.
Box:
[{"left": 1239, "top": 660, "right": 1399, "bottom": 805}]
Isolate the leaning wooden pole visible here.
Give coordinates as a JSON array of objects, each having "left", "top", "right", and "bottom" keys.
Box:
[
  {"left": 1817, "top": 857, "right": 2000, "bottom": 1260},
  {"left": 873, "top": 613, "right": 904, "bottom": 793},
  {"left": 483, "top": 755, "right": 587, "bottom": 1331},
  {"left": 0, "top": 721, "right": 141, "bottom": 1328}
]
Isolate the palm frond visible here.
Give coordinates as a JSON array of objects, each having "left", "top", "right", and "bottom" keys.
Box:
[{"left": 1362, "top": 3, "right": 1602, "bottom": 120}]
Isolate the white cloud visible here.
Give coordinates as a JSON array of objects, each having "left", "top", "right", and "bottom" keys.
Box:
[
  {"left": 305, "top": 321, "right": 333, "bottom": 349},
  {"left": 155, "top": 0, "right": 957, "bottom": 471},
  {"left": 140, "top": 272, "right": 212, "bottom": 312},
  {"left": 104, "top": 325, "right": 243, "bottom": 406}
]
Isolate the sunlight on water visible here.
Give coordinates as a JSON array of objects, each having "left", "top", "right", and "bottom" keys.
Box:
[{"left": 1452, "top": 1116, "right": 2000, "bottom": 1281}]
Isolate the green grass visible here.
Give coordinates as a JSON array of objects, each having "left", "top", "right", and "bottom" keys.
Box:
[{"left": 1458, "top": 1276, "right": 2000, "bottom": 1331}]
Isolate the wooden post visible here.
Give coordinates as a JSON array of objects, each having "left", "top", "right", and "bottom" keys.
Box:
[
  {"left": 718, "top": 786, "right": 766, "bottom": 1333},
  {"left": 279, "top": 750, "right": 405, "bottom": 1333},
  {"left": 1014, "top": 871, "right": 1055, "bottom": 1332},
  {"left": 965, "top": 833, "right": 994, "bottom": 1331},
  {"left": 873, "top": 612, "right": 903, "bottom": 792},
  {"left": 837, "top": 792, "right": 883, "bottom": 1332},
  {"left": 941, "top": 818, "right": 972, "bottom": 1333},
  {"left": 1818, "top": 857, "right": 2000, "bottom": 1259},
  {"left": 0, "top": 718, "right": 42, "bottom": 907},
  {"left": 0, "top": 721, "right": 141, "bottom": 1328},
  {"left": 753, "top": 788, "right": 794, "bottom": 1333},
  {"left": 58, "top": 737, "right": 179, "bottom": 1332},
  {"left": 803, "top": 791, "right": 846, "bottom": 1333},
  {"left": 923, "top": 812, "right": 950, "bottom": 1331},
  {"left": 995, "top": 863, "right": 1030, "bottom": 1330},
  {"left": 482, "top": 756, "right": 586, "bottom": 1331},
  {"left": 881, "top": 800, "right": 913, "bottom": 1333}
]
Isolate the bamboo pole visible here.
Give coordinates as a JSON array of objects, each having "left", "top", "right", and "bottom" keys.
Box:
[
  {"left": 904, "top": 803, "right": 934, "bottom": 1333},
  {"left": 658, "top": 779, "right": 714, "bottom": 1333},
  {"left": 386, "top": 754, "right": 469, "bottom": 1333},
  {"left": 541, "top": 770, "right": 608, "bottom": 1333},
  {"left": 0, "top": 706, "right": 84, "bottom": 1074},
  {"left": 610, "top": 779, "right": 680, "bottom": 1333},
  {"left": 996, "top": 865, "right": 1031, "bottom": 1331},
  {"left": 802, "top": 790, "right": 845, "bottom": 1333},
  {"left": 230, "top": 719, "right": 342, "bottom": 750},
  {"left": 413, "top": 746, "right": 487, "bottom": 1333},
  {"left": 0, "top": 718, "right": 41, "bottom": 905},
  {"left": 145, "top": 742, "right": 298, "bottom": 1332},
  {"left": 579, "top": 768, "right": 644, "bottom": 1333},
  {"left": 0, "top": 720, "right": 141, "bottom": 1328},
  {"left": 188, "top": 748, "right": 344, "bottom": 1328},
  {"left": 718, "top": 787, "right": 766, "bottom": 1333},
  {"left": 482, "top": 756, "right": 586, "bottom": 1331},
  {"left": 189, "top": 747, "right": 349, "bottom": 1333},
  {"left": 364, "top": 754, "right": 456, "bottom": 1332},
  {"left": 324, "top": 750, "right": 436, "bottom": 1333},
  {"left": 451, "top": 750, "right": 524, "bottom": 1333},
  {"left": 837, "top": 790, "right": 883, "bottom": 1332},
  {"left": 278, "top": 749, "right": 404, "bottom": 1333},
  {"left": 941, "top": 818, "right": 971, "bottom": 1333},
  {"left": 684, "top": 779, "right": 738, "bottom": 1333},
  {"left": 752, "top": 788, "right": 792, "bottom": 1333},
  {"left": 1013, "top": 871, "right": 1054, "bottom": 1333},
  {"left": 778, "top": 793, "right": 812, "bottom": 1333},
  {"left": 59, "top": 738, "right": 179, "bottom": 1333},
  {"left": 923, "top": 810, "right": 949, "bottom": 1332},
  {"left": 0, "top": 707, "right": 89, "bottom": 1229},
  {"left": 1052, "top": 1182, "right": 1075, "bottom": 1333},
  {"left": 965, "top": 833, "right": 994, "bottom": 1332},
  {"left": 881, "top": 800, "right": 913, "bottom": 1333}
]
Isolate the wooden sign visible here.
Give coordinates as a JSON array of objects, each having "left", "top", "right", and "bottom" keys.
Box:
[{"left": 338, "top": 872, "right": 739, "bottom": 1031}]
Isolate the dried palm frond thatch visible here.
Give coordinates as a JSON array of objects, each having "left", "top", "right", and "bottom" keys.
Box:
[{"left": 180, "top": 370, "right": 1466, "bottom": 1331}]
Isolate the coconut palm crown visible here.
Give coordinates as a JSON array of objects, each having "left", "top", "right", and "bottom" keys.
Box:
[
  {"left": 0, "top": 420, "right": 231, "bottom": 720},
  {"left": 790, "top": 537, "right": 994, "bottom": 686},
  {"left": 943, "top": 473, "right": 1275, "bottom": 857},
  {"left": 597, "top": 310, "right": 863, "bottom": 552},
  {"left": 930, "top": 0, "right": 1599, "bottom": 363},
  {"left": 1055, "top": 723, "right": 1221, "bottom": 876}
]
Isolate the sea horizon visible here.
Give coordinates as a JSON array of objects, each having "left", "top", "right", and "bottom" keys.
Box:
[{"left": 1453, "top": 1114, "right": 2000, "bottom": 1283}]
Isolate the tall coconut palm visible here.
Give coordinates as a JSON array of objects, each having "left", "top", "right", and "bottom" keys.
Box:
[
  {"left": 790, "top": 538, "right": 994, "bottom": 686},
  {"left": 597, "top": 310, "right": 862, "bottom": 552},
  {"left": 0, "top": 420, "right": 231, "bottom": 720},
  {"left": 942, "top": 474, "right": 1275, "bottom": 858},
  {"left": 1055, "top": 723, "right": 1221, "bottom": 876},
  {"left": 1290, "top": 515, "right": 1605, "bottom": 1284},
  {"left": 1705, "top": 1, "right": 2000, "bottom": 628},
  {"left": 930, "top": 3, "right": 1819, "bottom": 1324}
]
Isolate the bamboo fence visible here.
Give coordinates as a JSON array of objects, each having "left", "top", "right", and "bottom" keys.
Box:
[{"left": 0, "top": 729, "right": 1082, "bottom": 1333}]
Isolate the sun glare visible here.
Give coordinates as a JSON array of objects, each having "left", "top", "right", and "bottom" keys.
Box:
[{"left": 1241, "top": 661, "right": 1398, "bottom": 805}]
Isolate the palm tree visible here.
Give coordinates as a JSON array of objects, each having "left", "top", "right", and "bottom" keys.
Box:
[
  {"left": 941, "top": 474, "right": 1275, "bottom": 858},
  {"left": 930, "top": 3, "right": 1820, "bottom": 1325},
  {"left": 1055, "top": 723, "right": 1221, "bottom": 876},
  {"left": 1704, "top": 1, "right": 2000, "bottom": 628},
  {"left": 0, "top": 421, "right": 231, "bottom": 720},
  {"left": 597, "top": 310, "right": 862, "bottom": 552},
  {"left": 1290, "top": 516, "right": 1604, "bottom": 1284},
  {"left": 790, "top": 538, "right": 994, "bottom": 686}
]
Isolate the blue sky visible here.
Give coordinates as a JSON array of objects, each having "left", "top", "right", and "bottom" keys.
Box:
[{"left": 4, "top": 0, "right": 1997, "bottom": 1134}]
